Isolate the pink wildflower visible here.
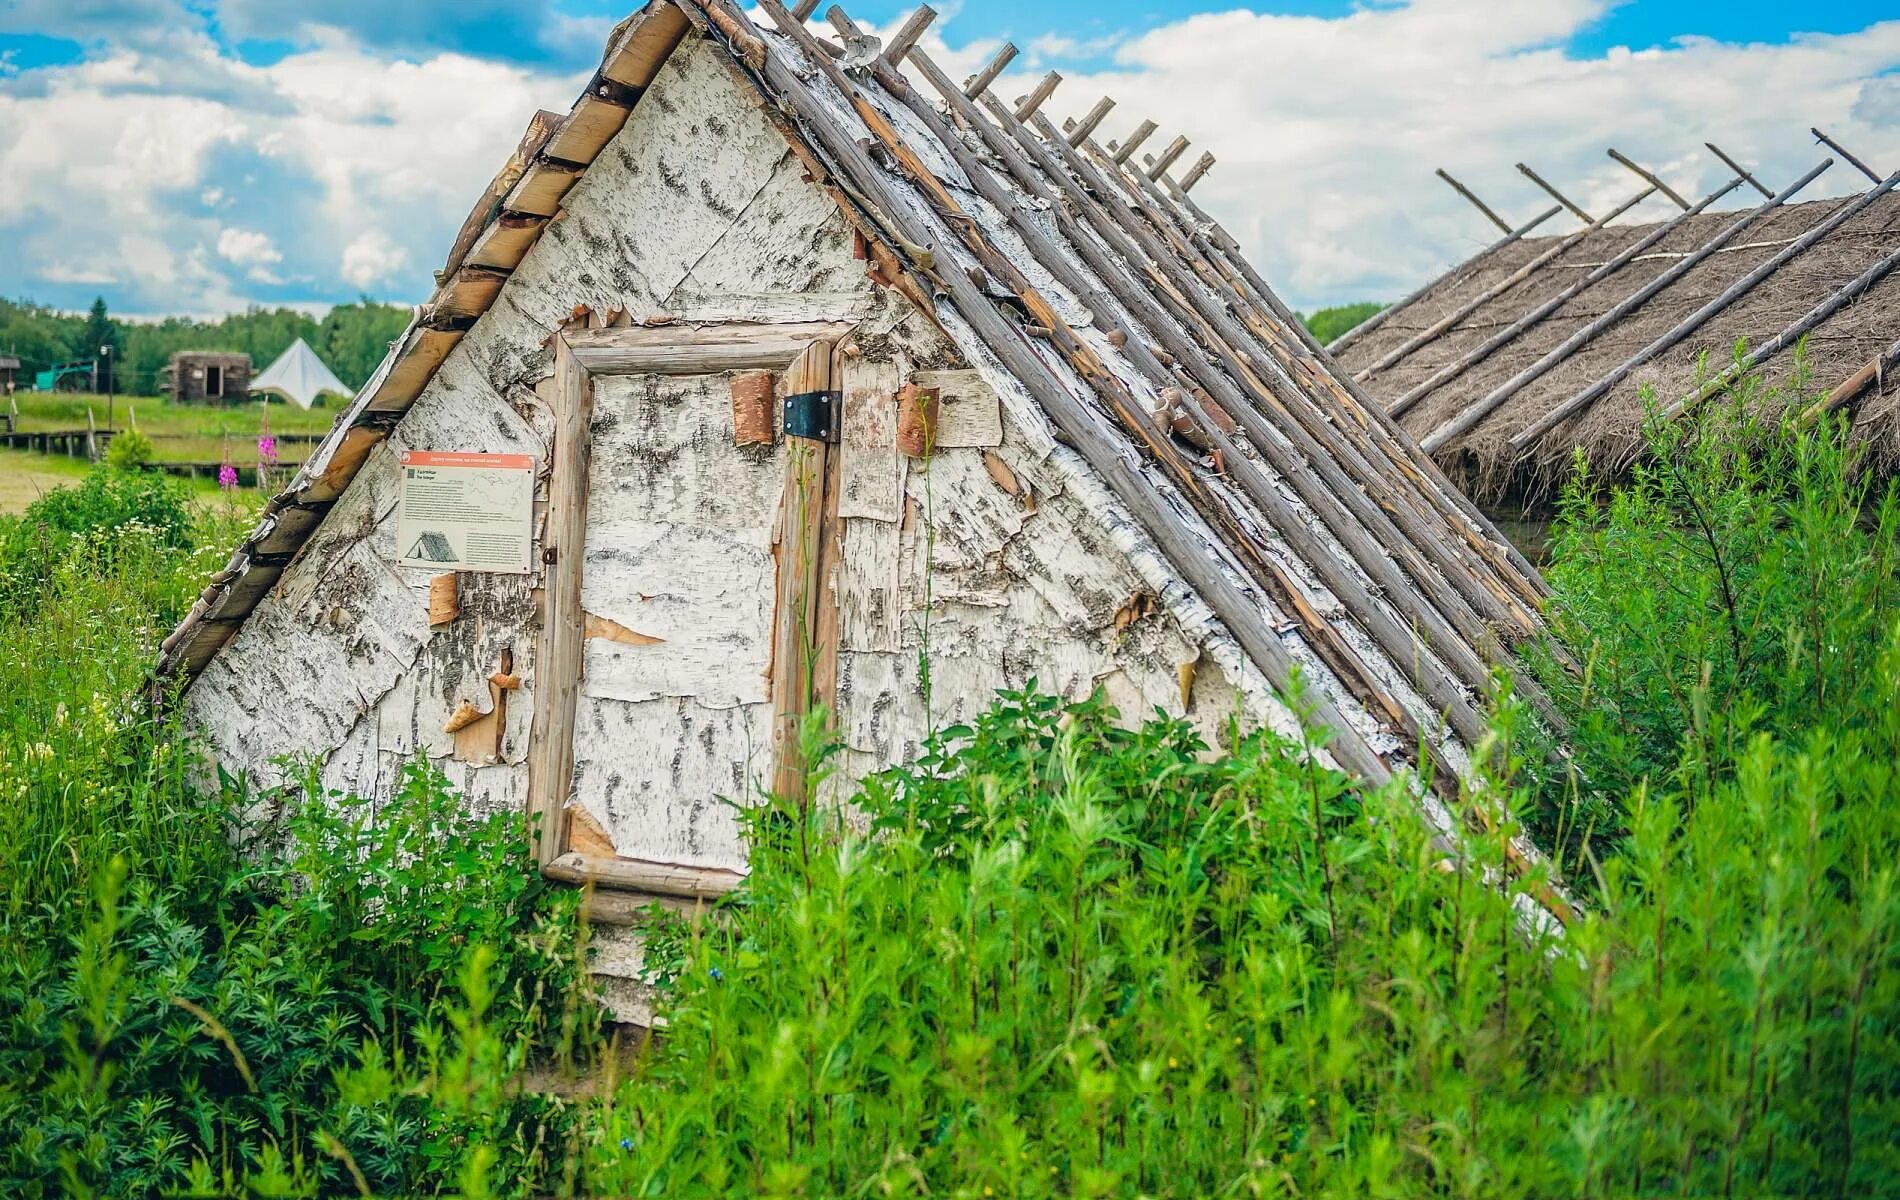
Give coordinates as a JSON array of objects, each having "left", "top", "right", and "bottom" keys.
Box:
[
  {"left": 218, "top": 463, "right": 239, "bottom": 489},
  {"left": 257, "top": 435, "right": 278, "bottom": 465}
]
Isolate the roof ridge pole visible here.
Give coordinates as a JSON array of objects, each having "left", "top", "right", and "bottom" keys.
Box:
[
  {"left": 1608, "top": 148, "right": 1690, "bottom": 209},
  {"left": 961, "top": 42, "right": 1016, "bottom": 97},
  {"left": 1012, "top": 70, "right": 1061, "bottom": 120},
  {"left": 1517, "top": 163, "right": 1900, "bottom": 448},
  {"left": 1415, "top": 157, "right": 1835, "bottom": 454},
  {"left": 1663, "top": 239, "right": 1900, "bottom": 422},
  {"left": 1516, "top": 162, "right": 1595, "bottom": 224},
  {"left": 1326, "top": 202, "right": 1562, "bottom": 353},
  {"left": 1358, "top": 182, "right": 1658, "bottom": 381},
  {"left": 1435, "top": 168, "right": 1513, "bottom": 234},
  {"left": 1144, "top": 135, "right": 1190, "bottom": 181},
  {"left": 1706, "top": 141, "right": 1773, "bottom": 197},
  {"left": 1389, "top": 173, "right": 1749, "bottom": 418},
  {"left": 1063, "top": 96, "right": 1115, "bottom": 146},
  {"left": 791, "top": 0, "right": 820, "bottom": 18},
  {"left": 1110, "top": 119, "right": 1157, "bottom": 165},
  {"left": 879, "top": 4, "right": 936, "bottom": 66},
  {"left": 1811, "top": 126, "right": 1881, "bottom": 184}
]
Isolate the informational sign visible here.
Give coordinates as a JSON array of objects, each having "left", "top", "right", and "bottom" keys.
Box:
[{"left": 395, "top": 450, "right": 535, "bottom": 574}]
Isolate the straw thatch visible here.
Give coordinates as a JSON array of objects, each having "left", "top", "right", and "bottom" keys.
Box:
[{"left": 1338, "top": 185, "right": 1900, "bottom": 505}]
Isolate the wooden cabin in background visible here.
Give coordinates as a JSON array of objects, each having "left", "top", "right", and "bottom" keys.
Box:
[{"left": 165, "top": 351, "right": 253, "bottom": 404}]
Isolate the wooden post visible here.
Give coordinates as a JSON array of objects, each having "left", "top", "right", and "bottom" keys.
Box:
[
  {"left": 1013, "top": 70, "right": 1060, "bottom": 121},
  {"left": 86, "top": 406, "right": 96, "bottom": 462},
  {"left": 1145, "top": 135, "right": 1189, "bottom": 181},
  {"left": 526, "top": 332, "right": 595, "bottom": 869},
  {"left": 1064, "top": 96, "right": 1114, "bottom": 147},
  {"left": 1706, "top": 141, "right": 1772, "bottom": 198},
  {"left": 962, "top": 43, "right": 1016, "bottom": 98},
  {"left": 880, "top": 4, "right": 935, "bottom": 66},
  {"left": 1178, "top": 151, "right": 1215, "bottom": 192},
  {"left": 769, "top": 339, "right": 837, "bottom": 801},
  {"left": 1812, "top": 126, "right": 1881, "bottom": 184},
  {"left": 1516, "top": 162, "right": 1594, "bottom": 223},
  {"left": 791, "top": 0, "right": 819, "bottom": 18},
  {"left": 1435, "top": 167, "right": 1511, "bottom": 234},
  {"left": 1110, "top": 119, "right": 1156, "bottom": 165},
  {"left": 1608, "top": 148, "right": 1689, "bottom": 209}
]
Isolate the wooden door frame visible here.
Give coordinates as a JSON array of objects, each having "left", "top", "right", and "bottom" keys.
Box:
[{"left": 526, "top": 319, "right": 852, "bottom": 899}]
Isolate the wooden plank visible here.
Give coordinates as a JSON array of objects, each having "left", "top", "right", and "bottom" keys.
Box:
[
  {"left": 366, "top": 327, "right": 465, "bottom": 413},
  {"left": 836, "top": 358, "right": 901, "bottom": 521},
  {"left": 432, "top": 265, "right": 510, "bottom": 321},
  {"left": 464, "top": 212, "right": 549, "bottom": 272},
  {"left": 528, "top": 332, "right": 595, "bottom": 869},
  {"left": 769, "top": 339, "right": 838, "bottom": 800},
  {"left": 544, "top": 851, "right": 744, "bottom": 898},
  {"left": 543, "top": 94, "right": 634, "bottom": 165},
  {"left": 565, "top": 320, "right": 854, "bottom": 374},
  {"left": 504, "top": 159, "right": 586, "bottom": 217},
  {"left": 600, "top": 1, "right": 693, "bottom": 88}
]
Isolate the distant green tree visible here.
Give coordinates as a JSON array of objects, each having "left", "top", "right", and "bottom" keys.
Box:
[
  {"left": 85, "top": 297, "right": 118, "bottom": 392},
  {"left": 1302, "top": 301, "right": 1384, "bottom": 345}
]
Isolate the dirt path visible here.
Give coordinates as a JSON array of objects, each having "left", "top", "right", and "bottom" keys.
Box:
[{"left": 0, "top": 448, "right": 89, "bottom": 515}]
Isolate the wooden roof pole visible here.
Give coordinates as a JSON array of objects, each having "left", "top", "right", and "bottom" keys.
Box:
[
  {"left": 1798, "top": 334, "right": 1900, "bottom": 426},
  {"left": 1064, "top": 96, "right": 1115, "bottom": 145},
  {"left": 961, "top": 42, "right": 1016, "bottom": 97},
  {"left": 1663, "top": 239, "right": 1900, "bottom": 422},
  {"left": 1144, "top": 135, "right": 1190, "bottom": 181},
  {"left": 1812, "top": 126, "right": 1882, "bottom": 184},
  {"left": 1388, "top": 174, "right": 1748, "bottom": 418},
  {"left": 1608, "top": 149, "right": 1690, "bottom": 209},
  {"left": 1415, "top": 158, "right": 1834, "bottom": 454},
  {"left": 879, "top": 3, "right": 935, "bottom": 66},
  {"left": 1705, "top": 142, "right": 1773, "bottom": 198},
  {"left": 714, "top": 0, "right": 1403, "bottom": 785},
  {"left": 1357, "top": 183, "right": 1659, "bottom": 381},
  {"left": 1179, "top": 150, "right": 1215, "bottom": 192},
  {"left": 1135, "top": 154, "right": 1554, "bottom": 604},
  {"left": 906, "top": 39, "right": 1540, "bottom": 677},
  {"left": 1436, "top": 168, "right": 1512, "bottom": 234},
  {"left": 790, "top": 0, "right": 819, "bottom": 18},
  {"left": 1516, "top": 162, "right": 1595, "bottom": 224},
  {"left": 1517, "top": 165, "right": 1900, "bottom": 448},
  {"left": 884, "top": 52, "right": 1515, "bottom": 732},
  {"left": 1111, "top": 119, "right": 1157, "bottom": 165},
  {"left": 1326, "top": 202, "right": 1562, "bottom": 354},
  {"left": 1012, "top": 70, "right": 1061, "bottom": 120}
]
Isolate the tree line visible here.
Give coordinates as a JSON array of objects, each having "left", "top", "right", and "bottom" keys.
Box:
[{"left": 0, "top": 296, "right": 410, "bottom": 398}]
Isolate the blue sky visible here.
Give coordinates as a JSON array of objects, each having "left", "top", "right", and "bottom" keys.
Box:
[{"left": 3, "top": 0, "right": 1898, "bottom": 319}]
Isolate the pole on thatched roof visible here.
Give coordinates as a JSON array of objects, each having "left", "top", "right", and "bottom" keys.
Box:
[
  {"left": 1013, "top": 71, "right": 1061, "bottom": 120},
  {"left": 1388, "top": 174, "right": 1749, "bottom": 418},
  {"left": 1516, "top": 162, "right": 1594, "bottom": 223},
  {"left": 1064, "top": 96, "right": 1115, "bottom": 145},
  {"left": 962, "top": 42, "right": 1017, "bottom": 97},
  {"left": 1518, "top": 165, "right": 1900, "bottom": 448},
  {"left": 1706, "top": 142, "right": 1772, "bottom": 198},
  {"left": 1811, "top": 127, "right": 1881, "bottom": 184},
  {"left": 1608, "top": 149, "right": 1690, "bottom": 209},
  {"left": 880, "top": 4, "right": 935, "bottom": 66},
  {"left": 1418, "top": 158, "right": 1834, "bottom": 454},
  {"left": 1662, "top": 239, "right": 1900, "bottom": 423},
  {"left": 1359, "top": 183, "right": 1657, "bottom": 381},
  {"left": 1111, "top": 119, "right": 1157, "bottom": 165},
  {"left": 1798, "top": 335, "right": 1900, "bottom": 427},
  {"left": 791, "top": 0, "right": 819, "bottom": 18},
  {"left": 1435, "top": 168, "right": 1512, "bottom": 234},
  {"left": 1328, "top": 202, "right": 1562, "bottom": 354},
  {"left": 1179, "top": 151, "right": 1215, "bottom": 192}
]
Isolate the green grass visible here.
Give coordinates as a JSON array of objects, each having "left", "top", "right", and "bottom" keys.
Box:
[
  {"left": 0, "top": 382, "right": 1895, "bottom": 1196},
  {"left": 0, "top": 448, "right": 90, "bottom": 515},
  {"left": 8, "top": 391, "right": 332, "bottom": 473}
]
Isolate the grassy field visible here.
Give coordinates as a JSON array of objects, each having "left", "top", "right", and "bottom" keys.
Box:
[
  {"left": 0, "top": 447, "right": 91, "bottom": 514},
  {"left": 7, "top": 390, "right": 336, "bottom": 472}
]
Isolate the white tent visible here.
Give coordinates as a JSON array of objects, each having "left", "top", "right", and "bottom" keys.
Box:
[{"left": 249, "top": 338, "right": 348, "bottom": 409}]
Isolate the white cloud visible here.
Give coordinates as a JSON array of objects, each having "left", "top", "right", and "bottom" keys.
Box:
[
  {"left": 339, "top": 229, "right": 408, "bottom": 289},
  {"left": 2, "top": 1, "right": 1898, "bottom": 317},
  {"left": 216, "top": 227, "right": 281, "bottom": 266}
]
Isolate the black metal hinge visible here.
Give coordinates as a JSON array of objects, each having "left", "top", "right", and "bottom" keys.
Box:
[{"left": 783, "top": 389, "right": 841, "bottom": 442}]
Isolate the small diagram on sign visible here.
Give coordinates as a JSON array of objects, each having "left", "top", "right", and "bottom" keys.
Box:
[{"left": 405, "top": 531, "right": 458, "bottom": 562}]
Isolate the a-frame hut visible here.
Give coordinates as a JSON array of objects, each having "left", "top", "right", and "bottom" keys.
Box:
[
  {"left": 157, "top": 0, "right": 1559, "bottom": 981},
  {"left": 1334, "top": 148, "right": 1900, "bottom": 514}
]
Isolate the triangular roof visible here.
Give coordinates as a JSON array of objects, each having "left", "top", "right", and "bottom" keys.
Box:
[
  {"left": 250, "top": 337, "right": 349, "bottom": 409},
  {"left": 1334, "top": 165, "right": 1900, "bottom": 503},
  {"left": 158, "top": 0, "right": 1557, "bottom": 818}
]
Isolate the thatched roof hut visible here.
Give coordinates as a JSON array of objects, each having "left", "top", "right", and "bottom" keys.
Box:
[
  {"left": 1334, "top": 160, "right": 1900, "bottom": 507},
  {"left": 154, "top": 0, "right": 1567, "bottom": 1006}
]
